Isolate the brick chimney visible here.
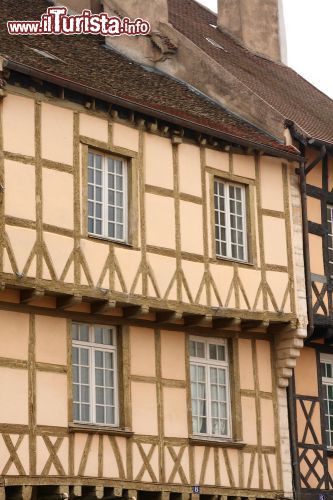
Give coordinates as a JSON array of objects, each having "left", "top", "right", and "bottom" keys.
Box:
[{"left": 217, "top": 0, "right": 287, "bottom": 63}]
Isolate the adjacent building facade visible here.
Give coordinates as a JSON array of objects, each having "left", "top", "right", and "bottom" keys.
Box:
[
  {"left": 0, "top": 1, "right": 308, "bottom": 499},
  {"left": 287, "top": 135, "right": 333, "bottom": 499}
]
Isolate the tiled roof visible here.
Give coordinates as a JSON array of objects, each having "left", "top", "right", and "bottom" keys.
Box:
[
  {"left": 168, "top": 0, "right": 333, "bottom": 145},
  {"left": 0, "top": 0, "right": 298, "bottom": 158}
]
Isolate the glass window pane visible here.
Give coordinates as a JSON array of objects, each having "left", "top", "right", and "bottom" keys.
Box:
[
  {"left": 72, "top": 323, "right": 80, "bottom": 341},
  {"left": 106, "top": 406, "right": 115, "bottom": 424},
  {"left": 95, "top": 327, "right": 103, "bottom": 344},
  {"left": 95, "top": 155, "right": 102, "bottom": 170},
  {"left": 80, "top": 367, "right": 89, "bottom": 384},
  {"left": 72, "top": 347, "right": 79, "bottom": 365},
  {"left": 96, "top": 387, "right": 104, "bottom": 405},
  {"left": 81, "top": 385, "right": 90, "bottom": 403},
  {"left": 95, "top": 350, "right": 104, "bottom": 368},
  {"left": 96, "top": 406, "right": 104, "bottom": 424},
  {"left": 81, "top": 404, "right": 90, "bottom": 422},
  {"left": 95, "top": 369, "right": 104, "bottom": 386},
  {"left": 209, "top": 344, "right": 217, "bottom": 360},
  {"left": 73, "top": 402, "right": 80, "bottom": 420},
  {"left": 116, "top": 225, "right": 124, "bottom": 241}
]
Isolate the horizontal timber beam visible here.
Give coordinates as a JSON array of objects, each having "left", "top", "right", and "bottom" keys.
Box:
[
  {"left": 0, "top": 282, "right": 297, "bottom": 330},
  {"left": 20, "top": 288, "right": 44, "bottom": 304},
  {"left": 56, "top": 294, "right": 82, "bottom": 310},
  {"left": 123, "top": 305, "right": 150, "bottom": 319},
  {"left": 90, "top": 299, "right": 116, "bottom": 315}
]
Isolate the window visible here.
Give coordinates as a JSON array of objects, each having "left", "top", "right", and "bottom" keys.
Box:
[
  {"left": 327, "top": 205, "right": 333, "bottom": 276},
  {"left": 88, "top": 151, "right": 128, "bottom": 243},
  {"left": 214, "top": 179, "right": 247, "bottom": 261},
  {"left": 320, "top": 354, "right": 333, "bottom": 448},
  {"left": 72, "top": 323, "right": 118, "bottom": 426},
  {"left": 190, "top": 337, "right": 231, "bottom": 438}
]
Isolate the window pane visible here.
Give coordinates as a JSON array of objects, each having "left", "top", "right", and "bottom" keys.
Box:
[
  {"left": 210, "top": 366, "right": 229, "bottom": 437},
  {"left": 95, "top": 351, "right": 103, "bottom": 368},
  {"left": 215, "top": 180, "right": 246, "bottom": 261},
  {"left": 96, "top": 406, "right": 105, "bottom": 424},
  {"left": 190, "top": 341, "right": 205, "bottom": 359},
  {"left": 81, "top": 405, "right": 90, "bottom": 422},
  {"left": 72, "top": 345, "right": 90, "bottom": 423},
  {"left": 94, "top": 350, "right": 116, "bottom": 426},
  {"left": 214, "top": 179, "right": 227, "bottom": 258},
  {"left": 88, "top": 152, "right": 127, "bottom": 241}
]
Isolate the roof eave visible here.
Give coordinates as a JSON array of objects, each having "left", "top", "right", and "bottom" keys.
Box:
[{"left": 5, "top": 58, "right": 301, "bottom": 162}]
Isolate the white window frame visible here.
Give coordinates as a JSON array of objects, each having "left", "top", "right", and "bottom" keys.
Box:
[
  {"left": 320, "top": 353, "right": 333, "bottom": 448},
  {"left": 327, "top": 205, "right": 333, "bottom": 276},
  {"left": 214, "top": 178, "right": 248, "bottom": 262},
  {"left": 88, "top": 151, "right": 128, "bottom": 244},
  {"left": 72, "top": 323, "right": 119, "bottom": 427},
  {"left": 189, "top": 336, "right": 232, "bottom": 439}
]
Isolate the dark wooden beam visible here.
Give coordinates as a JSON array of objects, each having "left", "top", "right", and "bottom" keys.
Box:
[
  {"left": 304, "top": 145, "right": 326, "bottom": 176},
  {"left": 184, "top": 314, "right": 212, "bottom": 327},
  {"left": 241, "top": 320, "right": 269, "bottom": 332},
  {"left": 56, "top": 294, "right": 82, "bottom": 310},
  {"left": 20, "top": 289, "right": 44, "bottom": 304},
  {"left": 156, "top": 310, "right": 183, "bottom": 323},
  {"left": 213, "top": 317, "right": 241, "bottom": 330},
  {"left": 123, "top": 305, "right": 150, "bottom": 319},
  {"left": 269, "top": 320, "right": 297, "bottom": 334},
  {"left": 90, "top": 300, "right": 116, "bottom": 315}
]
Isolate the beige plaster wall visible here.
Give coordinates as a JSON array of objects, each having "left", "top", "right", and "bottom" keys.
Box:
[
  {"left": 41, "top": 103, "right": 73, "bottom": 165},
  {"left": 0, "top": 367, "right": 28, "bottom": 424},
  {"left": 233, "top": 154, "right": 256, "bottom": 179},
  {"left": 241, "top": 396, "right": 257, "bottom": 445},
  {"left": 0, "top": 310, "right": 29, "bottom": 360},
  {"left": 145, "top": 133, "right": 174, "bottom": 189},
  {"left": 35, "top": 315, "right": 67, "bottom": 365},
  {"left": 145, "top": 194, "right": 175, "bottom": 249},
  {"left": 307, "top": 196, "right": 322, "bottom": 224},
  {"left": 238, "top": 339, "right": 254, "bottom": 390},
  {"left": 80, "top": 113, "right": 108, "bottom": 143},
  {"left": 163, "top": 387, "right": 188, "bottom": 437},
  {"left": 260, "top": 398, "right": 275, "bottom": 446},
  {"left": 130, "top": 326, "right": 156, "bottom": 377},
  {"left": 160, "top": 330, "right": 185, "bottom": 380},
  {"left": 42, "top": 168, "right": 74, "bottom": 230},
  {"left": 2, "top": 94, "right": 35, "bottom": 157},
  {"left": 256, "top": 340, "right": 272, "bottom": 393},
  {"left": 205, "top": 148, "right": 229, "bottom": 172},
  {"left": 36, "top": 371, "right": 68, "bottom": 426},
  {"left": 260, "top": 158, "right": 284, "bottom": 212},
  {"left": 309, "top": 234, "right": 324, "bottom": 276},
  {"left": 131, "top": 381, "right": 158, "bottom": 435},
  {"left": 178, "top": 144, "right": 202, "bottom": 197},
  {"left": 263, "top": 216, "right": 288, "bottom": 266},
  {"left": 113, "top": 123, "right": 139, "bottom": 152},
  {"left": 179, "top": 201, "right": 203, "bottom": 255},
  {"left": 4, "top": 160, "right": 35, "bottom": 220},
  {"left": 295, "top": 347, "right": 318, "bottom": 397}
]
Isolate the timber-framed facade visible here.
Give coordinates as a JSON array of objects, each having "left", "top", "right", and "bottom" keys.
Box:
[
  {"left": 287, "top": 135, "right": 333, "bottom": 500},
  {"left": 0, "top": 1, "right": 308, "bottom": 500}
]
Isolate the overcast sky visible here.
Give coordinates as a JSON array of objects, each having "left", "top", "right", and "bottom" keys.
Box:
[{"left": 197, "top": 0, "right": 333, "bottom": 99}]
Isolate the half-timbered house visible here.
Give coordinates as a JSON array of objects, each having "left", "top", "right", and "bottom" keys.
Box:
[
  {"left": 0, "top": 1, "right": 308, "bottom": 500},
  {"left": 149, "top": 1, "right": 333, "bottom": 498}
]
